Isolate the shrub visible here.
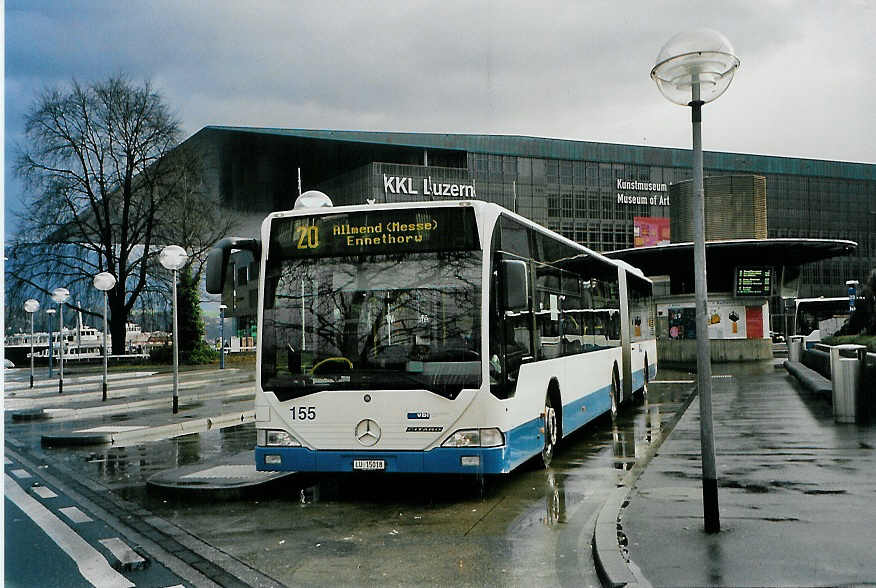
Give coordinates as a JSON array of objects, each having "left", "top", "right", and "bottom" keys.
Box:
[
  {"left": 149, "top": 345, "right": 174, "bottom": 364},
  {"left": 148, "top": 341, "right": 218, "bottom": 364},
  {"left": 822, "top": 335, "right": 876, "bottom": 353},
  {"left": 183, "top": 341, "right": 217, "bottom": 365}
]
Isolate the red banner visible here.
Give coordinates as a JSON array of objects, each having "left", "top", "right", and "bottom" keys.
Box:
[{"left": 634, "top": 217, "right": 670, "bottom": 247}]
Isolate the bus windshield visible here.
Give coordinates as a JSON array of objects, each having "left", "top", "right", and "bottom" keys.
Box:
[
  {"left": 794, "top": 297, "right": 849, "bottom": 338},
  {"left": 262, "top": 251, "right": 482, "bottom": 400}
]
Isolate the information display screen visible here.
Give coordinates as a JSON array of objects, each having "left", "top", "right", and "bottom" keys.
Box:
[
  {"left": 269, "top": 206, "right": 479, "bottom": 259},
  {"left": 734, "top": 266, "right": 772, "bottom": 297}
]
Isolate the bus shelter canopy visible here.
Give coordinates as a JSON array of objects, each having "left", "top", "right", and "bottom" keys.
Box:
[{"left": 605, "top": 238, "right": 857, "bottom": 295}]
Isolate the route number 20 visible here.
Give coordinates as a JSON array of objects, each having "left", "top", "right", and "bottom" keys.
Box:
[{"left": 295, "top": 225, "right": 319, "bottom": 249}]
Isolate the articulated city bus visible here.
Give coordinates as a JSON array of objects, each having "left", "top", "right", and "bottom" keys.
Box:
[{"left": 207, "top": 194, "right": 656, "bottom": 474}]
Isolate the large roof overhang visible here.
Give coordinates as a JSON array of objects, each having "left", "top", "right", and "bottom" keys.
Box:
[
  {"left": 605, "top": 239, "right": 858, "bottom": 276},
  {"left": 192, "top": 126, "right": 876, "bottom": 180}
]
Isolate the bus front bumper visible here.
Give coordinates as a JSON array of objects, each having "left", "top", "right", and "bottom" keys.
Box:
[{"left": 255, "top": 445, "right": 513, "bottom": 475}]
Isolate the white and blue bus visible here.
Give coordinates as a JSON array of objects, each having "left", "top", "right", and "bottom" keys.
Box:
[{"left": 207, "top": 194, "right": 656, "bottom": 474}]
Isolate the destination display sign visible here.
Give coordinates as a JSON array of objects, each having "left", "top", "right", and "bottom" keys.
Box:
[
  {"left": 269, "top": 207, "right": 479, "bottom": 259},
  {"left": 734, "top": 266, "right": 772, "bottom": 297}
]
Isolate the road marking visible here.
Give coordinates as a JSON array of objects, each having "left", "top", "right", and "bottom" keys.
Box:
[
  {"left": 4, "top": 474, "right": 134, "bottom": 587},
  {"left": 33, "top": 486, "right": 59, "bottom": 499},
  {"left": 11, "top": 469, "right": 32, "bottom": 479},
  {"left": 60, "top": 506, "right": 94, "bottom": 524},
  {"left": 99, "top": 537, "right": 147, "bottom": 569}
]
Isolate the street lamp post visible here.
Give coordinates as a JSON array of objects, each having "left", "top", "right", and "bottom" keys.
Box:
[
  {"left": 160, "top": 245, "right": 188, "bottom": 414},
  {"left": 651, "top": 28, "right": 739, "bottom": 534},
  {"left": 219, "top": 303, "right": 227, "bottom": 369},
  {"left": 93, "top": 272, "right": 117, "bottom": 402},
  {"left": 46, "top": 308, "right": 56, "bottom": 377},
  {"left": 24, "top": 299, "right": 40, "bottom": 388},
  {"left": 51, "top": 287, "right": 70, "bottom": 394}
]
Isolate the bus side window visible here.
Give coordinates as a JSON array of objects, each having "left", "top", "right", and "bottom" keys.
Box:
[{"left": 534, "top": 263, "right": 561, "bottom": 360}]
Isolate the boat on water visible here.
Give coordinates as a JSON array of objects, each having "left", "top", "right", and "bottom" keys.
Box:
[{"left": 4, "top": 324, "right": 109, "bottom": 365}]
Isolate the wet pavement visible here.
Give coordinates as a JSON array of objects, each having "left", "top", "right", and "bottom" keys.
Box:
[
  {"left": 129, "top": 378, "right": 694, "bottom": 587},
  {"left": 617, "top": 360, "right": 876, "bottom": 587},
  {"left": 6, "top": 364, "right": 702, "bottom": 586}
]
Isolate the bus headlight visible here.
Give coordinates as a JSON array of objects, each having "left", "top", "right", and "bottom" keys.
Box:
[
  {"left": 257, "top": 429, "right": 301, "bottom": 447},
  {"left": 479, "top": 428, "right": 504, "bottom": 448},
  {"left": 441, "top": 428, "right": 504, "bottom": 448}
]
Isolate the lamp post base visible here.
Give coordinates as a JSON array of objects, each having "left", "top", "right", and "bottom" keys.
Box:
[{"left": 703, "top": 477, "right": 721, "bottom": 533}]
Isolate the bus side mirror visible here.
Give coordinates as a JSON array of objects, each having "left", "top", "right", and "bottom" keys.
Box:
[
  {"left": 205, "top": 237, "right": 262, "bottom": 294},
  {"left": 206, "top": 246, "right": 229, "bottom": 294},
  {"left": 502, "top": 260, "right": 529, "bottom": 312},
  {"left": 287, "top": 344, "right": 301, "bottom": 374}
]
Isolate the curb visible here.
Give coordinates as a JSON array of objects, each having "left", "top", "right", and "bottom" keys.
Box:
[
  {"left": 593, "top": 486, "right": 640, "bottom": 587},
  {"left": 42, "top": 431, "right": 114, "bottom": 446},
  {"left": 16, "top": 384, "right": 254, "bottom": 424},
  {"left": 6, "top": 373, "right": 254, "bottom": 411},
  {"left": 146, "top": 451, "right": 296, "bottom": 498},
  {"left": 9, "top": 408, "right": 52, "bottom": 422},
  {"left": 592, "top": 383, "right": 697, "bottom": 588},
  {"left": 40, "top": 410, "right": 255, "bottom": 447},
  {"left": 111, "top": 410, "right": 255, "bottom": 444}
]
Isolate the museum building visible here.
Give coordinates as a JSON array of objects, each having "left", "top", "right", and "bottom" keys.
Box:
[{"left": 181, "top": 126, "right": 875, "bottom": 335}]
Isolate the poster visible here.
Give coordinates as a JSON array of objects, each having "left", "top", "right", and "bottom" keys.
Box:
[
  {"left": 634, "top": 217, "right": 670, "bottom": 247},
  {"left": 668, "top": 307, "right": 697, "bottom": 339}
]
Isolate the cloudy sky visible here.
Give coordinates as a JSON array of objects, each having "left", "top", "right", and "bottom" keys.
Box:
[{"left": 4, "top": 0, "right": 875, "bottom": 233}]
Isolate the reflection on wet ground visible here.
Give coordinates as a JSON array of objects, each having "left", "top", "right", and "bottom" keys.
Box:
[
  {"left": 7, "top": 370, "right": 697, "bottom": 586},
  {"left": 623, "top": 361, "right": 876, "bottom": 587}
]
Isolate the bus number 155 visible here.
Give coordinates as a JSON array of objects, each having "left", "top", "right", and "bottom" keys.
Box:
[{"left": 291, "top": 406, "right": 317, "bottom": 420}]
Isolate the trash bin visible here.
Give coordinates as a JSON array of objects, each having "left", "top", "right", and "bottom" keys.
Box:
[
  {"left": 830, "top": 344, "right": 867, "bottom": 423},
  {"left": 788, "top": 335, "right": 805, "bottom": 363}
]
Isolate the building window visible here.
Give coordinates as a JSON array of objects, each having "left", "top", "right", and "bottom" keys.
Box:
[
  {"left": 602, "top": 228, "right": 613, "bottom": 250},
  {"left": 560, "top": 160, "right": 573, "bottom": 183},
  {"left": 562, "top": 193, "right": 574, "bottom": 217},
  {"left": 575, "top": 190, "right": 587, "bottom": 215},
  {"left": 548, "top": 196, "right": 560, "bottom": 217},
  {"left": 517, "top": 158, "right": 531, "bottom": 179}
]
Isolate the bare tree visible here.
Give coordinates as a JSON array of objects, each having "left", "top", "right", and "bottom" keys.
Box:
[{"left": 7, "top": 75, "right": 236, "bottom": 354}]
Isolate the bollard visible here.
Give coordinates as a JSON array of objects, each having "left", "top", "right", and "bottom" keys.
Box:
[
  {"left": 829, "top": 344, "right": 866, "bottom": 423},
  {"left": 789, "top": 335, "right": 805, "bottom": 363}
]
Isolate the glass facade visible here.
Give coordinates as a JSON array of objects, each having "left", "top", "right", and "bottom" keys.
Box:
[
  {"left": 466, "top": 152, "right": 675, "bottom": 253},
  {"left": 194, "top": 127, "right": 875, "bottom": 304}
]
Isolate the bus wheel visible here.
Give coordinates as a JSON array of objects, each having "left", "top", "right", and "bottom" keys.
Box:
[
  {"left": 541, "top": 395, "right": 558, "bottom": 468},
  {"left": 610, "top": 369, "right": 620, "bottom": 419}
]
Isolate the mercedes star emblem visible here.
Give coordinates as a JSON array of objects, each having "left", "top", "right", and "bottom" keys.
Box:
[{"left": 355, "top": 419, "right": 381, "bottom": 446}]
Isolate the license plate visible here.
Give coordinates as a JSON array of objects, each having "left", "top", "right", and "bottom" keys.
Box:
[{"left": 353, "top": 459, "right": 385, "bottom": 471}]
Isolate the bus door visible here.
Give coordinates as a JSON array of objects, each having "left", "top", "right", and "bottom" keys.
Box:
[
  {"left": 491, "top": 255, "right": 534, "bottom": 398},
  {"left": 618, "top": 266, "right": 632, "bottom": 402}
]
